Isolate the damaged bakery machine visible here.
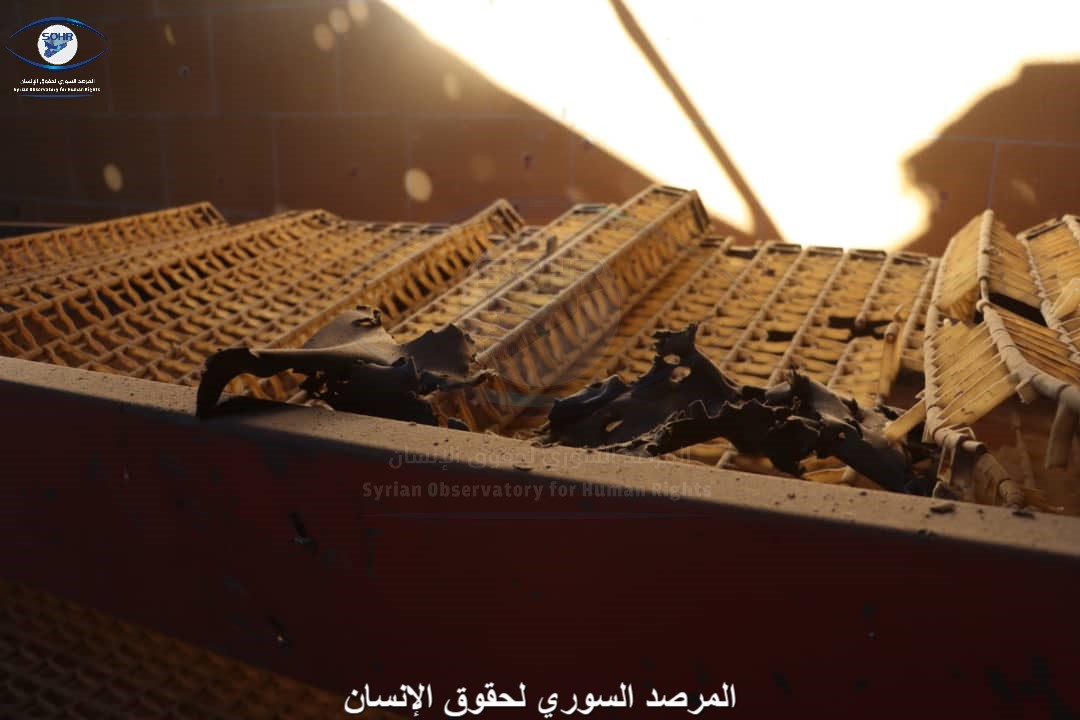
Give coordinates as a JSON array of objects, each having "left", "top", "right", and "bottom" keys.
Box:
[{"left": 3, "top": 187, "right": 1078, "bottom": 514}]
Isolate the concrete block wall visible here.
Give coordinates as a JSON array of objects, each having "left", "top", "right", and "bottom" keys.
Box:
[
  {"left": 905, "top": 62, "right": 1080, "bottom": 253},
  {"left": 1, "top": 2, "right": 1077, "bottom": 255},
  {"left": 0, "top": 0, "right": 651, "bottom": 227}
]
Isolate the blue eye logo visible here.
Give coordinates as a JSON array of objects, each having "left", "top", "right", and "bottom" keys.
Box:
[{"left": 7, "top": 17, "right": 108, "bottom": 71}]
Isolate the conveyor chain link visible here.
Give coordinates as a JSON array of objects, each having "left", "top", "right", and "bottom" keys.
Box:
[
  {"left": 438, "top": 186, "right": 710, "bottom": 431},
  {"left": 0, "top": 202, "right": 226, "bottom": 283}
]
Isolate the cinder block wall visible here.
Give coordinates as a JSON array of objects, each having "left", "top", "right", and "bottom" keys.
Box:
[
  {"left": 0, "top": 0, "right": 651, "bottom": 227},
  {"left": 904, "top": 62, "right": 1080, "bottom": 254},
  {"left": 1, "top": 1, "right": 1077, "bottom": 256}
]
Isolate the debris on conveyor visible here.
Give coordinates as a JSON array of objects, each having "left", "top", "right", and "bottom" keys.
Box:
[
  {"left": 195, "top": 305, "right": 491, "bottom": 426},
  {"left": 538, "top": 324, "right": 937, "bottom": 494},
  {"left": 4, "top": 190, "right": 1077, "bottom": 515},
  {"left": 910, "top": 211, "right": 1080, "bottom": 513}
]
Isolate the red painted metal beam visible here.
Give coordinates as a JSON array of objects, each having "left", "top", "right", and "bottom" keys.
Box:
[{"left": 1, "top": 356, "right": 1078, "bottom": 719}]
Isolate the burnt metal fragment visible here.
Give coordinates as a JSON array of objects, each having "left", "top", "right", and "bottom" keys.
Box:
[
  {"left": 542, "top": 324, "right": 746, "bottom": 446},
  {"left": 540, "top": 324, "right": 933, "bottom": 494},
  {"left": 195, "top": 306, "right": 491, "bottom": 425}
]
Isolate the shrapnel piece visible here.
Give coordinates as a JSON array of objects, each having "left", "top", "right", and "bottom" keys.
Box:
[
  {"left": 195, "top": 306, "right": 492, "bottom": 425},
  {"left": 18, "top": 218, "right": 408, "bottom": 378},
  {"left": 683, "top": 246, "right": 847, "bottom": 467},
  {"left": 164, "top": 221, "right": 446, "bottom": 390},
  {"left": 279, "top": 221, "right": 550, "bottom": 405},
  {"left": 547, "top": 243, "right": 930, "bottom": 477},
  {"left": 3, "top": 202, "right": 521, "bottom": 397},
  {"left": 616, "top": 242, "right": 805, "bottom": 466},
  {"left": 504, "top": 236, "right": 747, "bottom": 433},
  {"left": 5, "top": 191, "right": 1076, "bottom": 515},
  {"left": 711, "top": 247, "right": 874, "bottom": 471},
  {"left": 223, "top": 201, "right": 525, "bottom": 400}
]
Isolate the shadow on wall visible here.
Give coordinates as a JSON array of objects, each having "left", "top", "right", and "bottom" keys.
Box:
[
  {"left": 903, "top": 62, "right": 1080, "bottom": 255},
  {"left": 0, "top": 0, "right": 743, "bottom": 236},
  {"left": 4, "top": 3, "right": 1076, "bottom": 250}
]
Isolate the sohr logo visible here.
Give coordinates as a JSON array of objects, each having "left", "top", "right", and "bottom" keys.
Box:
[
  {"left": 38, "top": 24, "right": 78, "bottom": 65},
  {"left": 5, "top": 17, "right": 108, "bottom": 71}
]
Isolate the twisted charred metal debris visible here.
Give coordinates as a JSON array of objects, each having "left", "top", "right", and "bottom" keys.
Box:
[
  {"left": 195, "top": 305, "right": 491, "bottom": 426},
  {"left": 538, "top": 323, "right": 938, "bottom": 495}
]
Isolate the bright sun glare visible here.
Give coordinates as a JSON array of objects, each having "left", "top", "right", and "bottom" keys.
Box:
[{"left": 381, "top": 0, "right": 1080, "bottom": 249}]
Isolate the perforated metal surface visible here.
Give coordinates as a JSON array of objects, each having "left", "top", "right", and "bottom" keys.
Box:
[
  {"left": 0, "top": 203, "right": 226, "bottom": 286},
  {"left": 513, "top": 239, "right": 935, "bottom": 477},
  {"left": 0, "top": 578, "right": 402, "bottom": 720},
  {"left": 392, "top": 203, "right": 613, "bottom": 342},
  {"left": 4, "top": 195, "right": 1077, "bottom": 512},
  {"left": 1, "top": 203, "right": 523, "bottom": 402},
  {"left": 242, "top": 200, "right": 525, "bottom": 401},
  {"left": 3, "top": 211, "right": 341, "bottom": 368},
  {"left": 507, "top": 235, "right": 744, "bottom": 432},
  {"left": 0, "top": 195, "right": 935, "bottom": 480},
  {"left": 435, "top": 185, "right": 710, "bottom": 430}
]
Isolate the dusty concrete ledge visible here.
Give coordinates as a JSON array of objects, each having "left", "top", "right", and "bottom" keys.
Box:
[
  {"left": 2, "top": 355, "right": 1079, "bottom": 718},
  {"left": 2, "top": 355, "right": 1078, "bottom": 557}
]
